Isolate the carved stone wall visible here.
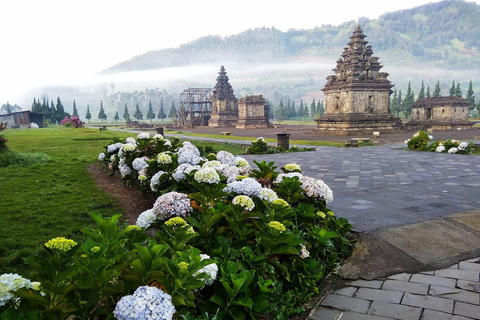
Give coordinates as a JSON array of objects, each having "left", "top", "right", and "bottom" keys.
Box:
[
  {"left": 236, "top": 95, "right": 270, "bottom": 129},
  {"left": 408, "top": 97, "right": 473, "bottom": 130}
]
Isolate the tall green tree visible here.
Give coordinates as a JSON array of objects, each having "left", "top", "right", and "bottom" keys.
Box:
[
  {"left": 133, "top": 103, "right": 143, "bottom": 120},
  {"left": 72, "top": 100, "right": 79, "bottom": 117},
  {"left": 390, "top": 89, "right": 400, "bottom": 116},
  {"left": 98, "top": 101, "right": 107, "bottom": 123},
  {"left": 298, "top": 100, "right": 305, "bottom": 119},
  {"left": 56, "top": 97, "right": 66, "bottom": 124},
  {"left": 317, "top": 100, "right": 325, "bottom": 117},
  {"left": 449, "top": 80, "right": 456, "bottom": 97},
  {"left": 466, "top": 80, "right": 475, "bottom": 110},
  {"left": 123, "top": 103, "right": 130, "bottom": 121},
  {"left": 455, "top": 83, "right": 462, "bottom": 97},
  {"left": 426, "top": 86, "right": 431, "bottom": 98},
  {"left": 417, "top": 81, "right": 425, "bottom": 100},
  {"left": 49, "top": 100, "right": 56, "bottom": 125},
  {"left": 433, "top": 80, "right": 441, "bottom": 97},
  {"left": 157, "top": 101, "right": 166, "bottom": 122},
  {"left": 6, "top": 102, "right": 11, "bottom": 114},
  {"left": 310, "top": 98, "right": 317, "bottom": 117},
  {"left": 85, "top": 105, "right": 92, "bottom": 123},
  {"left": 402, "top": 82, "right": 415, "bottom": 118},
  {"left": 168, "top": 101, "right": 177, "bottom": 119},
  {"left": 146, "top": 100, "right": 155, "bottom": 122},
  {"left": 114, "top": 111, "right": 119, "bottom": 122}
]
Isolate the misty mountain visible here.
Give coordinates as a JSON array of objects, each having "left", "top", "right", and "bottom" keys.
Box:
[{"left": 103, "top": 0, "right": 480, "bottom": 74}]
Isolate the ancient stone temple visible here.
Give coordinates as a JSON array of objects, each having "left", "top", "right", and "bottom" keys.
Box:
[
  {"left": 236, "top": 95, "right": 270, "bottom": 129},
  {"left": 316, "top": 25, "right": 401, "bottom": 135},
  {"left": 408, "top": 97, "right": 473, "bottom": 130},
  {"left": 208, "top": 66, "right": 238, "bottom": 127}
]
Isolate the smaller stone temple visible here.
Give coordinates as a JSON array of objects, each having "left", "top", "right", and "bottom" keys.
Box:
[
  {"left": 408, "top": 97, "right": 474, "bottom": 130},
  {"left": 208, "top": 66, "right": 238, "bottom": 127},
  {"left": 316, "top": 25, "right": 401, "bottom": 135},
  {"left": 236, "top": 95, "right": 270, "bottom": 129}
]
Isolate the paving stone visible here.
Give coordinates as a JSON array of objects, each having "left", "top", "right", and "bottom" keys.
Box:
[
  {"left": 382, "top": 279, "right": 429, "bottom": 295},
  {"left": 429, "top": 285, "right": 480, "bottom": 304},
  {"left": 310, "top": 307, "right": 342, "bottom": 320},
  {"left": 367, "top": 300, "right": 422, "bottom": 320},
  {"left": 422, "top": 309, "right": 474, "bottom": 320},
  {"left": 335, "top": 286, "right": 358, "bottom": 297},
  {"left": 459, "top": 261, "right": 480, "bottom": 272},
  {"left": 401, "top": 292, "right": 454, "bottom": 313},
  {"left": 454, "top": 301, "right": 480, "bottom": 319},
  {"left": 420, "top": 271, "right": 435, "bottom": 275},
  {"left": 410, "top": 273, "right": 457, "bottom": 287},
  {"left": 348, "top": 279, "right": 384, "bottom": 289},
  {"left": 320, "top": 294, "right": 371, "bottom": 313},
  {"left": 355, "top": 287, "right": 403, "bottom": 304},
  {"left": 435, "top": 268, "right": 480, "bottom": 282},
  {"left": 456, "top": 279, "right": 480, "bottom": 292},
  {"left": 341, "top": 311, "right": 393, "bottom": 320},
  {"left": 388, "top": 273, "right": 411, "bottom": 281}
]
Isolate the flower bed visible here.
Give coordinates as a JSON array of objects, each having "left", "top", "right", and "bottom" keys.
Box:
[
  {"left": 246, "top": 137, "right": 315, "bottom": 154},
  {"left": 405, "top": 130, "right": 474, "bottom": 154},
  {"left": 1, "top": 133, "right": 353, "bottom": 320}
]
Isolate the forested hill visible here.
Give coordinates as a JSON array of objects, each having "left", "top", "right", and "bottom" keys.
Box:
[{"left": 103, "top": 0, "right": 480, "bottom": 74}]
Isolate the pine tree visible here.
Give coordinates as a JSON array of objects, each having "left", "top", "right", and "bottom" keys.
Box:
[
  {"left": 157, "top": 101, "right": 166, "bottom": 122},
  {"left": 168, "top": 101, "right": 177, "bottom": 119},
  {"left": 50, "top": 100, "right": 56, "bottom": 125},
  {"left": 449, "top": 80, "right": 456, "bottom": 97},
  {"left": 123, "top": 103, "right": 130, "bottom": 121},
  {"left": 133, "top": 103, "right": 143, "bottom": 120},
  {"left": 85, "top": 105, "right": 92, "bottom": 123},
  {"left": 433, "top": 80, "right": 441, "bottom": 97},
  {"left": 455, "top": 83, "right": 462, "bottom": 97},
  {"left": 146, "top": 100, "right": 155, "bottom": 122},
  {"left": 72, "top": 100, "right": 79, "bottom": 117},
  {"left": 41, "top": 98, "right": 48, "bottom": 114},
  {"left": 417, "top": 81, "right": 425, "bottom": 101},
  {"left": 310, "top": 98, "right": 316, "bottom": 117},
  {"left": 6, "top": 102, "right": 11, "bottom": 113},
  {"left": 390, "top": 89, "right": 399, "bottom": 116},
  {"left": 98, "top": 101, "right": 107, "bottom": 123},
  {"left": 114, "top": 111, "right": 119, "bottom": 122},
  {"left": 402, "top": 82, "right": 415, "bottom": 118},
  {"left": 56, "top": 97, "right": 66, "bottom": 124},
  {"left": 466, "top": 80, "right": 475, "bottom": 110},
  {"left": 396, "top": 90, "right": 403, "bottom": 117},
  {"left": 298, "top": 101, "right": 305, "bottom": 119},
  {"left": 274, "top": 99, "right": 286, "bottom": 120},
  {"left": 426, "top": 86, "right": 431, "bottom": 98},
  {"left": 317, "top": 101, "right": 325, "bottom": 117}
]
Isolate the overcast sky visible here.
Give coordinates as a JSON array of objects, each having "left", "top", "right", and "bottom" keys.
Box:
[{"left": 1, "top": 0, "right": 479, "bottom": 105}]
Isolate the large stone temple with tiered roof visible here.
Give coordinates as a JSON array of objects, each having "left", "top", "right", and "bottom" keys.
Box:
[
  {"left": 316, "top": 25, "right": 402, "bottom": 135},
  {"left": 208, "top": 66, "right": 239, "bottom": 127}
]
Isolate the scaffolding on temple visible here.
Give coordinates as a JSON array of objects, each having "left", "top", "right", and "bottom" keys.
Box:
[{"left": 174, "top": 88, "right": 212, "bottom": 128}]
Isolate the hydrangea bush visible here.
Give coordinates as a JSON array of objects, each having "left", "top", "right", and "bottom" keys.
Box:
[
  {"left": 406, "top": 130, "right": 474, "bottom": 154},
  {"left": 2, "top": 133, "right": 353, "bottom": 320}
]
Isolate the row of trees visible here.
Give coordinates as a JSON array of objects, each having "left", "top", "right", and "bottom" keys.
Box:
[
  {"left": 390, "top": 80, "right": 478, "bottom": 118},
  {"left": 272, "top": 98, "right": 325, "bottom": 121},
  {"left": 31, "top": 97, "right": 71, "bottom": 125},
  {"left": 84, "top": 100, "right": 176, "bottom": 123}
]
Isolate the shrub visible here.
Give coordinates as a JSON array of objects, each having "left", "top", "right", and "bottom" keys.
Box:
[
  {"left": 0, "top": 122, "right": 8, "bottom": 151},
  {"left": 405, "top": 131, "right": 474, "bottom": 154},
  {"left": 61, "top": 116, "right": 83, "bottom": 128}
]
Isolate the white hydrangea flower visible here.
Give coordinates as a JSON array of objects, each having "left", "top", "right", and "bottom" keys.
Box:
[
  {"left": 121, "top": 143, "right": 136, "bottom": 153},
  {"left": 107, "top": 142, "right": 123, "bottom": 153},
  {"left": 164, "top": 139, "right": 172, "bottom": 147},
  {"left": 153, "top": 192, "right": 192, "bottom": 220},
  {"left": 300, "top": 244, "right": 310, "bottom": 259},
  {"left": 179, "top": 141, "right": 200, "bottom": 156},
  {"left": 436, "top": 145, "right": 445, "bottom": 153},
  {"left": 172, "top": 163, "right": 201, "bottom": 181},
  {"left": 119, "top": 164, "right": 132, "bottom": 178},
  {"left": 136, "top": 209, "right": 157, "bottom": 228},
  {"left": 218, "top": 165, "right": 240, "bottom": 183},
  {"left": 150, "top": 171, "right": 167, "bottom": 192},
  {"left": 193, "top": 254, "right": 218, "bottom": 286},
  {"left": 257, "top": 188, "right": 279, "bottom": 202},
  {"left": 202, "top": 161, "right": 222, "bottom": 169},
  {"left": 194, "top": 167, "right": 220, "bottom": 184},
  {"left": 428, "top": 135, "right": 433, "bottom": 140},
  {"left": 236, "top": 157, "right": 250, "bottom": 168},
  {"left": 284, "top": 163, "right": 301, "bottom": 172},
  {"left": 276, "top": 173, "right": 333, "bottom": 204},
  {"left": 132, "top": 157, "right": 149, "bottom": 171},
  {"left": 157, "top": 153, "right": 172, "bottom": 164},
  {"left": 404, "top": 139, "right": 410, "bottom": 145},
  {"left": 232, "top": 195, "right": 255, "bottom": 211},
  {"left": 114, "top": 286, "right": 175, "bottom": 320},
  {"left": 136, "top": 132, "right": 150, "bottom": 140},
  {"left": 224, "top": 178, "right": 262, "bottom": 197},
  {"left": 413, "top": 132, "right": 420, "bottom": 138},
  {"left": 458, "top": 142, "right": 468, "bottom": 150},
  {"left": 217, "top": 151, "right": 237, "bottom": 166},
  {"left": 153, "top": 134, "right": 164, "bottom": 140},
  {"left": 0, "top": 273, "right": 33, "bottom": 306},
  {"left": 275, "top": 172, "right": 304, "bottom": 184},
  {"left": 98, "top": 152, "right": 105, "bottom": 161},
  {"left": 125, "top": 137, "right": 136, "bottom": 144},
  {"left": 178, "top": 151, "right": 201, "bottom": 165},
  {"left": 448, "top": 147, "right": 458, "bottom": 154}
]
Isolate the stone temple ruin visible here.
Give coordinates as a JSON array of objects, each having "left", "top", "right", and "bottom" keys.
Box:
[
  {"left": 316, "top": 25, "right": 402, "bottom": 135},
  {"left": 174, "top": 66, "right": 270, "bottom": 129},
  {"left": 408, "top": 97, "right": 474, "bottom": 130}
]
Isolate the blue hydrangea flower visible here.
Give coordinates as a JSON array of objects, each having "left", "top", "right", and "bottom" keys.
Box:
[{"left": 113, "top": 286, "right": 175, "bottom": 320}]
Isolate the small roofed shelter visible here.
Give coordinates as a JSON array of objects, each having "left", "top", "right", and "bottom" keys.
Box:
[
  {"left": 208, "top": 66, "right": 238, "bottom": 127},
  {"left": 0, "top": 111, "right": 44, "bottom": 128},
  {"left": 316, "top": 25, "right": 401, "bottom": 135},
  {"left": 236, "top": 95, "right": 270, "bottom": 129},
  {"left": 408, "top": 97, "right": 473, "bottom": 130}
]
